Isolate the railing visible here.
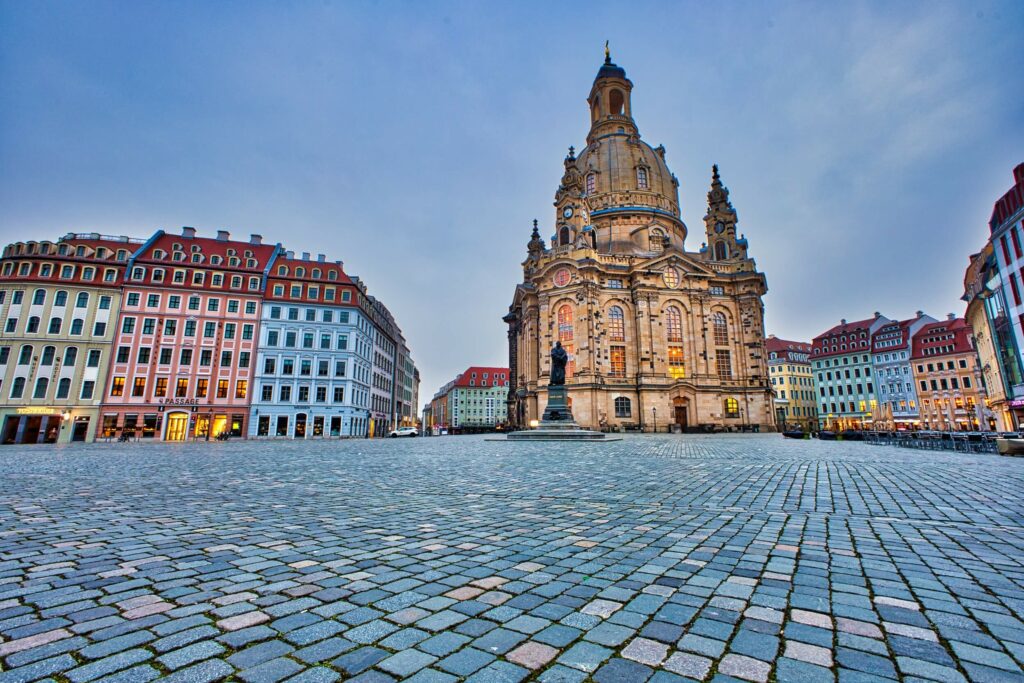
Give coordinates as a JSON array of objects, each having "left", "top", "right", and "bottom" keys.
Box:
[{"left": 862, "top": 430, "right": 1010, "bottom": 454}]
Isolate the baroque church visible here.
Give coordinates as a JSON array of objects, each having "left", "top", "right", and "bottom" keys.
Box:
[{"left": 504, "top": 51, "right": 773, "bottom": 432}]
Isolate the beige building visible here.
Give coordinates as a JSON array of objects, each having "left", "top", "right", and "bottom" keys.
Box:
[
  {"left": 963, "top": 245, "right": 1012, "bottom": 430},
  {"left": 504, "top": 53, "right": 773, "bottom": 432},
  {"left": 766, "top": 336, "right": 817, "bottom": 432},
  {"left": 0, "top": 234, "right": 134, "bottom": 443}
]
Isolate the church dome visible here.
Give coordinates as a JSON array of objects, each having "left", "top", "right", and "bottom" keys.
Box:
[{"left": 574, "top": 136, "right": 680, "bottom": 219}]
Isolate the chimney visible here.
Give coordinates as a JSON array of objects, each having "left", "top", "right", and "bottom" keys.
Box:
[
  {"left": 767, "top": 334, "right": 776, "bottom": 339},
  {"left": 335, "top": 260, "right": 343, "bottom": 267},
  {"left": 301, "top": 251, "right": 310, "bottom": 261},
  {"left": 182, "top": 227, "right": 197, "bottom": 238},
  {"left": 249, "top": 234, "right": 262, "bottom": 245},
  {"left": 286, "top": 250, "right": 294, "bottom": 259},
  {"left": 317, "top": 253, "right": 325, "bottom": 262},
  {"left": 874, "top": 311, "right": 881, "bottom": 318},
  {"left": 947, "top": 313, "right": 956, "bottom": 321},
  {"left": 916, "top": 310, "right": 924, "bottom": 318},
  {"left": 215, "top": 230, "right": 230, "bottom": 241},
  {"left": 841, "top": 319, "right": 847, "bottom": 325}
]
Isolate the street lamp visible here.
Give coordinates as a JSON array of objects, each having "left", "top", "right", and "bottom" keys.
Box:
[{"left": 652, "top": 406, "right": 657, "bottom": 434}]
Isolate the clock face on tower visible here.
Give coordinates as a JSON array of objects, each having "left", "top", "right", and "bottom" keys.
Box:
[
  {"left": 715, "top": 221, "right": 725, "bottom": 234},
  {"left": 562, "top": 207, "right": 574, "bottom": 219}
]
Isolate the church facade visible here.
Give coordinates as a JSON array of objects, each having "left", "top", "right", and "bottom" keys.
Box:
[{"left": 504, "top": 54, "right": 774, "bottom": 432}]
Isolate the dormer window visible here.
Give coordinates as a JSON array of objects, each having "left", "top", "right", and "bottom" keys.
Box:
[
  {"left": 173, "top": 252, "right": 184, "bottom": 261},
  {"left": 58, "top": 244, "right": 69, "bottom": 255},
  {"left": 296, "top": 267, "right": 305, "bottom": 277},
  {"left": 244, "top": 250, "right": 253, "bottom": 258},
  {"left": 278, "top": 265, "right": 287, "bottom": 276},
  {"left": 328, "top": 271, "right": 337, "bottom": 281},
  {"left": 75, "top": 246, "right": 86, "bottom": 257},
  {"left": 637, "top": 167, "right": 649, "bottom": 190},
  {"left": 312, "top": 268, "right": 321, "bottom": 279},
  {"left": 246, "top": 259, "right": 256, "bottom": 268},
  {"left": 116, "top": 250, "right": 127, "bottom": 261},
  {"left": 210, "top": 255, "right": 222, "bottom": 265},
  {"left": 191, "top": 254, "right": 202, "bottom": 263},
  {"left": 228, "top": 257, "right": 239, "bottom": 267},
  {"left": 586, "top": 173, "right": 596, "bottom": 195}
]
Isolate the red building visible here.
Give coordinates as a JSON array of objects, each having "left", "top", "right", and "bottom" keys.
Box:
[{"left": 99, "top": 228, "right": 280, "bottom": 441}]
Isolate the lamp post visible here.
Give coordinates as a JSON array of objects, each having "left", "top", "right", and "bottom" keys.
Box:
[{"left": 652, "top": 406, "right": 657, "bottom": 434}]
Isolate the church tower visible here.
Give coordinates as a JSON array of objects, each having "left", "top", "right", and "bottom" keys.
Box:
[{"left": 703, "top": 165, "right": 749, "bottom": 261}]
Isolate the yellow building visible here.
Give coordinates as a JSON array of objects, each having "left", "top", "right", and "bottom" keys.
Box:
[
  {"left": 0, "top": 234, "right": 135, "bottom": 443},
  {"left": 766, "top": 336, "right": 817, "bottom": 431},
  {"left": 505, "top": 53, "right": 772, "bottom": 432}
]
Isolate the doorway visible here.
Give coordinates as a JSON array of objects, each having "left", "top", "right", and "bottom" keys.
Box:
[
  {"left": 673, "top": 398, "right": 688, "bottom": 430},
  {"left": 72, "top": 417, "right": 90, "bottom": 442},
  {"left": 166, "top": 413, "right": 188, "bottom": 442},
  {"left": 211, "top": 414, "right": 228, "bottom": 438},
  {"left": 294, "top": 413, "right": 307, "bottom": 438}
]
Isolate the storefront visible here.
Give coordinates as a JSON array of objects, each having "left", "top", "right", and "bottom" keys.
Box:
[
  {"left": 0, "top": 407, "right": 97, "bottom": 445},
  {"left": 98, "top": 403, "right": 247, "bottom": 441}
]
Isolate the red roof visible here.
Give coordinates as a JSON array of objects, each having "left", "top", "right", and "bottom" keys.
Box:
[
  {"left": 265, "top": 254, "right": 359, "bottom": 304},
  {"left": 452, "top": 366, "right": 510, "bottom": 388},
  {"left": 811, "top": 317, "right": 876, "bottom": 358},
  {"left": 137, "top": 229, "right": 277, "bottom": 272},
  {"left": 990, "top": 163, "right": 1024, "bottom": 232},
  {"left": 870, "top": 318, "right": 918, "bottom": 352},
  {"left": 911, "top": 318, "right": 973, "bottom": 360},
  {"left": 765, "top": 336, "right": 811, "bottom": 361}
]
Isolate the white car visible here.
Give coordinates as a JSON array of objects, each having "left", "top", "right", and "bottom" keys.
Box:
[{"left": 389, "top": 426, "right": 419, "bottom": 438}]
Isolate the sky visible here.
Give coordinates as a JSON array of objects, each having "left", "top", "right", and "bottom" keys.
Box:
[{"left": 1, "top": 1, "right": 1023, "bottom": 403}]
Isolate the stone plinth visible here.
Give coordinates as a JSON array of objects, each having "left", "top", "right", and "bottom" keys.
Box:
[{"left": 504, "top": 386, "right": 618, "bottom": 441}]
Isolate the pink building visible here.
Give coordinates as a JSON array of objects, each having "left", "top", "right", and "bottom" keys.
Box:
[{"left": 99, "top": 228, "right": 280, "bottom": 441}]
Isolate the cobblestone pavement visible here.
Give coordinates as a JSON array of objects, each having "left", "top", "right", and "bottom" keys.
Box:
[{"left": 0, "top": 435, "right": 1023, "bottom": 683}]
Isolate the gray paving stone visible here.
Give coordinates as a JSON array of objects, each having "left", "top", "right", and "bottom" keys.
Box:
[{"left": 0, "top": 436, "right": 1021, "bottom": 683}]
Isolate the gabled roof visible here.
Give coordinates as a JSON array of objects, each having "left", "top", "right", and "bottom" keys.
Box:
[
  {"left": 452, "top": 366, "right": 510, "bottom": 388},
  {"left": 812, "top": 317, "right": 877, "bottom": 358},
  {"left": 765, "top": 336, "right": 811, "bottom": 362},
  {"left": 911, "top": 318, "right": 973, "bottom": 359}
]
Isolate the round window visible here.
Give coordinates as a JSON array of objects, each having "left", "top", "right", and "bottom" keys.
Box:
[
  {"left": 663, "top": 268, "right": 680, "bottom": 289},
  {"left": 553, "top": 268, "right": 571, "bottom": 287}
]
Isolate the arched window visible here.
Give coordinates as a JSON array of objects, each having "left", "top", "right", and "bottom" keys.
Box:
[
  {"left": 665, "top": 306, "right": 685, "bottom": 379},
  {"left": 557, "top": 304, "right": 575, "bottom": 380},
  {"left": 614, "top": 396, "right": 631, "bottom": 417},
  {"left": 70, "top": 319, "right": 84, "bottom": 335},
  {"left": 559, "top": 226, "right": 570, "bottom": 246},
  {"left": 586, "top": 173, "right": 596, "bottom": 195},
  {"left": 713, "top": 312, "right": 729, "bottom": 346},
  {"left": 608, "top": 306, "right": 625, "bottom": 342},
  {"left": 714, "top": 242, "right": 728, "bottom": 260},
  {"left": 18, "top": 345, "right": 32, "bottom": 365},
  {"left": 63, "top": 347, "right": 77, "bottom": 366},
  {"left": 56, "top": 378, "right": 71, "bottom": 400},
  {"left": 40, "top": 346, "right": 55, "bottom": 365},
  {"left": 48, "top": 317, "right": 62, "bottom": 334},
  {"left": 32, "top": 289, "right": 46, "bottom": 305},
  {"left": 75, "top": 292, "right": 89, "bottom": 308},
  {"left": 26, "top": 317, "right": 39, "bottom": 334},
  {"left": 650, "top": 228, "right": 665, "bottom": 253},
  {"left": 609, "top": 89, "right": 625, "bottom": 115},
  {"left": 637, "top": 167, "right": 649, "bottom": 190},
  {"left": 724, "top": 397, "right": 739, "bottom": 417},
  {"left": 10, "top": 377, "right": 25, "bottom": 399},
  {"left": 33, "top": 377, "right": 49, "bottom": 399},
  {"left": 54, "top": 291, "right": 67, "bottom": 307}
]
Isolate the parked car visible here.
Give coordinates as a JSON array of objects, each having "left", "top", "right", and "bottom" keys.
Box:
[{"left": 389, "top": 426, "right": 419, "bottom": 438}]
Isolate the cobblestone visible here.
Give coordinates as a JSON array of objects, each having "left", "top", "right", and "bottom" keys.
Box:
[{"left": 0, "top": 435, "right": 1022, "bottom": 681}]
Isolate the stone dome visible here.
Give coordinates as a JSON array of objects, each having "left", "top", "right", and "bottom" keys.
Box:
[{"left": 574, "top": 135, "right": 680, "bottom": 219}]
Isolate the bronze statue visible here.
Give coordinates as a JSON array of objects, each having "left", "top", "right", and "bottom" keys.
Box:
[{"left": 551, "top": 341, "right": 568, "bottom": 385}]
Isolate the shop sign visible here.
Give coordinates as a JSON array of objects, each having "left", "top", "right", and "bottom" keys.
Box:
[{"left": 15, "top": 407, "right": 63, "bottom": 416}]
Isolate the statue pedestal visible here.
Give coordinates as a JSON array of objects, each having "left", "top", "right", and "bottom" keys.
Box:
[{"left": 504, "top": 385, "right": 618, "bottom": 442}]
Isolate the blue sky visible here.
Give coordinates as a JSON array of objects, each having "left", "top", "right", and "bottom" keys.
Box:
[{"left": 2, "top": 1, "right": 1022, "bottom": 401}]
